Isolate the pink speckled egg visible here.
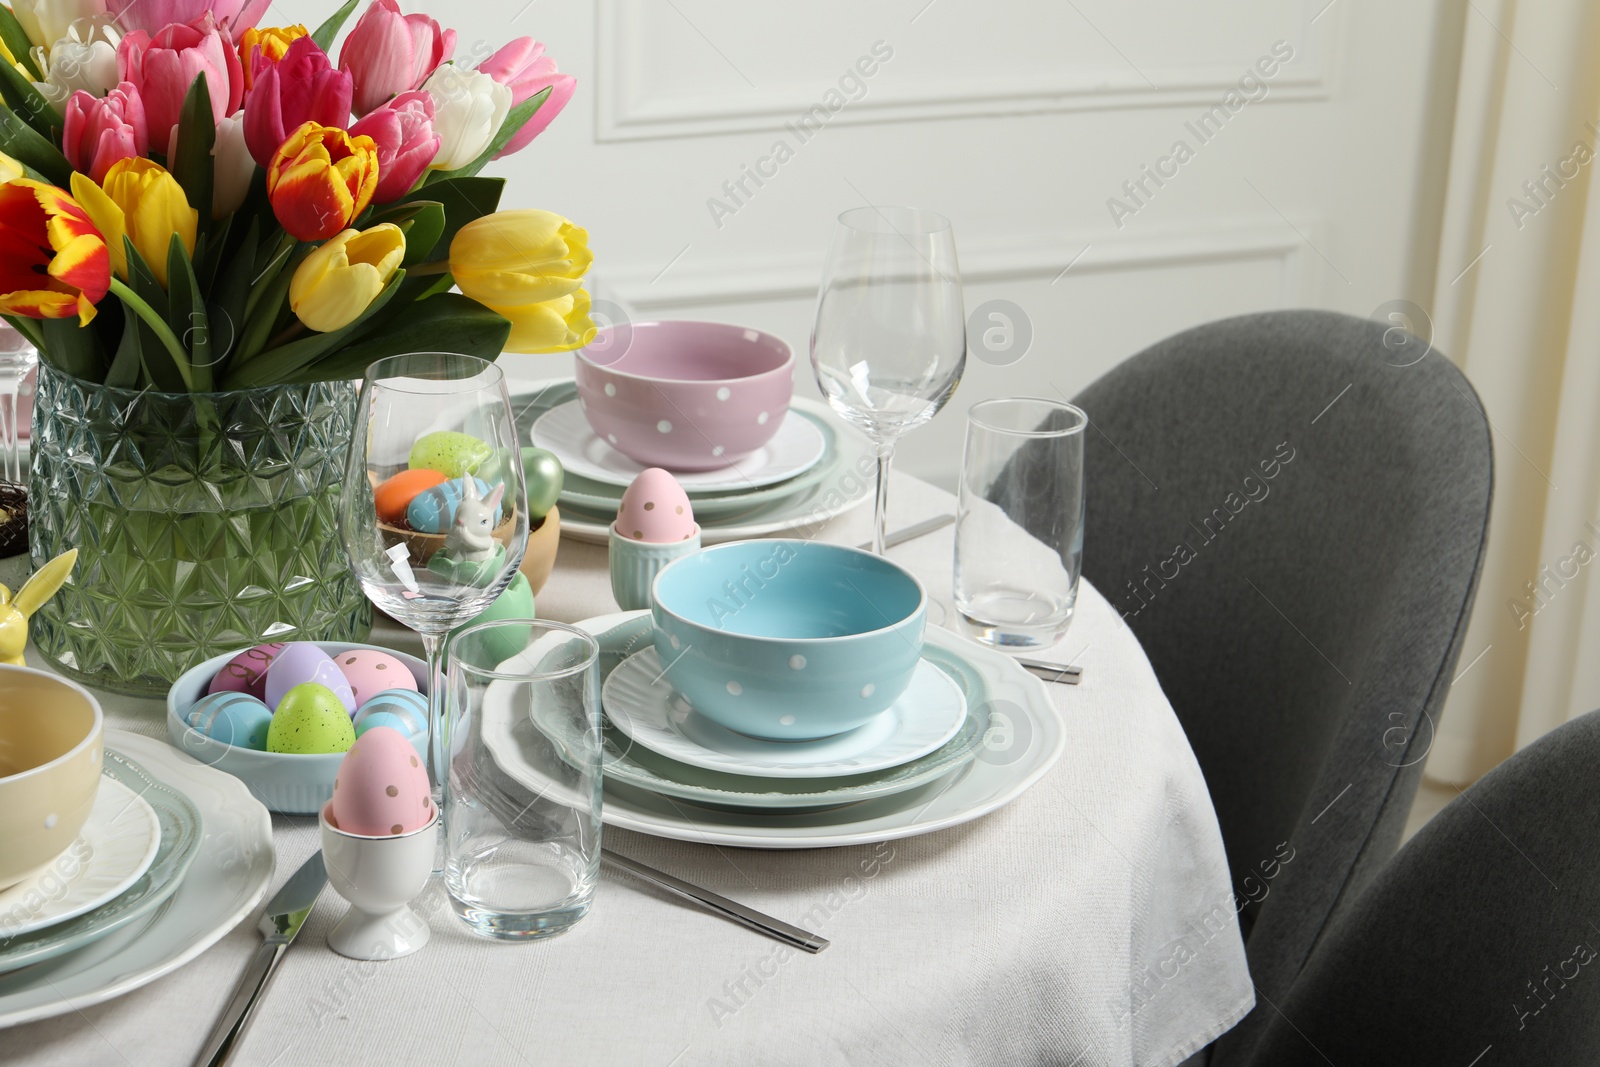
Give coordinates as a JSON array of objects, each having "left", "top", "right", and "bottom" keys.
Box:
[
  {"left": 614, "top": 468, "right": 697, "bottom": 543},
  {"left": 265, "top": 643, "right": 357, "bottom": 715},
  {"left": 333, "top": 649, "right": 418, "bottom": 707},
  {"left": 208, "top": 642, "right": 287, "bottom": 699},
  {"left": 328, "top": 726, "right": 433, "bottom": 836}
]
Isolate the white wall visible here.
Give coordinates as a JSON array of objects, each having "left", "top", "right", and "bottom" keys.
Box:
[{"left": 285, "top": 0, "right": 1453, "bottom": 489}]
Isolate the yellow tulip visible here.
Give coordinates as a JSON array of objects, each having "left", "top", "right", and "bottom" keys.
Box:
[
  {"left": 449, "top": 209, "right": 592, "bottom": 309},
  {"left": 289, "top": 224, "right": 406, "bottom": 332},
  {"left": 70, "top": 158, "right": 197, "bottom": 287},
  {"left": 487, "top": 287, "right": 598, "bottom": 354},
  {"left": 0, "top": 151, "right": 24, "bottom": 184}
]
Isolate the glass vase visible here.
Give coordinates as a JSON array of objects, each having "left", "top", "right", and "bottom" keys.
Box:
[{"left": 28, "top": 363, "right": 372, "bottom": 695}]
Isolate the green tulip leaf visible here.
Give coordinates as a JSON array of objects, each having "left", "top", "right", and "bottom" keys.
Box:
[
  {"left": 172, "top": 75, "right": 216, "bottom": 230},
  {"left": 121, "top": 236, "right": 188, "bottom": 393},
  {"left": 0, "top": 60, "right": 58, "bottom": 139},
  {"left": 223, "top": 270, "right": 408, "bottom": 389},
  {"left": 397, "top": 176, "right": 504, "bottom": 262},
  {"left": 295, "top": 294, "right": 511, "bottom": 384},
  {"left": 426, "top": 87, "right": 552, "bottom": 184},
  {"left": 211, "top": 216, "right": 259, "bottom": 378},
  {"left": 312, "top": 0, "right": 362, "bottom": 52},
  {"left": 166, "top": 234, "right": 212, "bottom": 391},
  {"left": 0, "top": 107, "right": 70, "bottom": 186},
  {"left": 39, "top": 317, "right": 105, "bottom": 383},
  {"left": 229, "top": 244, "right": 307, "bottom": 373},
  {"left": 366, "top": 200, "right": 447, "bottom": 266},
  {"left": 106, "top": 307, "right": 143, "bottom": 389},
  {"left": 0, "top": 6, "right": 42, "bottom": 81}
]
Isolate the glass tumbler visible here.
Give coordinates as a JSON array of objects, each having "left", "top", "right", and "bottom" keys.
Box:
[
  {"left": 954, "top": 397, "right": 1087, "bottom": 649},
  {"left": 443, "top": 619, "right": 602, "bottom": 940}
]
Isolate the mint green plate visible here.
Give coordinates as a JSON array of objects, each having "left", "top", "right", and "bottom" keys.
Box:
[
  {"left": 559, "top": 612, "right": 991, "bottom": 812},
  {"left": 0, "top": 751, "right": 204, "bottom": 975}
]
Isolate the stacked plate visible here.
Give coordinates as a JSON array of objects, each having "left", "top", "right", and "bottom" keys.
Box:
[
  {"left": 515, "top": 381, "right": 877, "bottom": 544},
  {"left": 550, "top": 612, "right": 1064, "bottom": 848},
  {"left": 0, "top": 734, "right": 274, "bottom": 1028}
]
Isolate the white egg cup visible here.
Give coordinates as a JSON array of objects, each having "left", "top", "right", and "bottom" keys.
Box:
[
  {"left": 319, "top": 804, "right": 437, "bottom": 961},
  {"left": 609, "top": 523, "right": 702, "bottom": 610}
]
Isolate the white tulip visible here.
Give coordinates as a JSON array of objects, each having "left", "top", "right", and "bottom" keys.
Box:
[
  {"left": 423, "top": 65, "right": 512, "bottom": 171},
  {"left": 211, "top": 113, "right": 256, "bottom": 219},
  {"left": 31, "top": 15, "right": 120, "bottom": 111},
  {"left": 14, "top": 0, "right": 106, "bottom": 53}
]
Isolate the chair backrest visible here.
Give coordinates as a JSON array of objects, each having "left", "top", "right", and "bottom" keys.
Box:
[
  {"left": 1070, "top": 309, "right": 1493, "bottom": 1063},
  {"left": 1248, "top": 708, "right": 1600, "bottom": 1066}
]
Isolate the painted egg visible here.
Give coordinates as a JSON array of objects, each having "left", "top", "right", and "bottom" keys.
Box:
[
  {"left": 207, "top": 642, "right": 287, "bottom": 699},
  {"left": 328, "top": 726, "right": 433, "bottom": 836},
  {"left": 375, "top": 468, "right": 446, "bottom": 525},
  {"left": 265, "top": 643, "right": 357, "bottom": 715},
  {"left": 405, "top": 476, "right": 494, "bottom": 535},
  {"left": 334, "top": 649, "right": 418, "bottom": 707},
  {"left": 353, "top": 688, "right": 429, "bottom": 739},
  {"left": 615, "top": 468, "right": 697, "bottom": 543},
  {"left": 408, "top": 431, "right": 492, "bottom": 479},
  {"left": 186, "top": 691, "right": 273, "bottom": 750},
  {"left": 266, "top": 683, "right": 357, "bottom": 754},
  {"left": 520, "top": 447, "right": 564, "bottom": 519}
]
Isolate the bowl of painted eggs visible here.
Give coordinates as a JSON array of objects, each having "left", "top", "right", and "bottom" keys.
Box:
[{"left": 165, "top": 641, "right": 431, "bottom": 814}]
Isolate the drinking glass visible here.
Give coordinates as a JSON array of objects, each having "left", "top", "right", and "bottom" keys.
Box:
[
  {"left": 811, "top": 206, "right": 966, "bottom": 553},
  {"left": 954, "top": 398, "right": 1087, "bottom": 649},
  {"left": 338, "top": 353, "right": 529, "bottom": 798},
  {"left": 0, "top": 324, "right": 38, "bottom": 485},
  {"left": 443, "top": 619, "right": 601, "bottom": 940}
]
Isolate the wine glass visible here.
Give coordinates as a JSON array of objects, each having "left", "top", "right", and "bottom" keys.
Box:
[
  {"left": 338, "top": 353, "right": 530, "bottom": 800},
  {"left": 0, "top": 323, "right": 38, "bottom": 486},
  {"left": 811, "top": 206, "right": 966, "bottom": 554}
]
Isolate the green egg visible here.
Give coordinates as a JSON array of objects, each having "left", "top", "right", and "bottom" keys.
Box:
[
  {"left": 520, "top": 447, "right": 565, "bottom": 519},
  {"left": 449, "top": 572, "right": 535, "bottom": 663},
  {"left": 267, "top": 682, "right": 357, "bottom": 755},
  {"left": 409, "top": 431, "right": 492, "bottom": 478}
]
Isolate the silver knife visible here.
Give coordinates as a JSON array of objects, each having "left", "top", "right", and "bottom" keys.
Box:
[{"left": 196, "top": 852, "right": 328, "bottom": 1067}]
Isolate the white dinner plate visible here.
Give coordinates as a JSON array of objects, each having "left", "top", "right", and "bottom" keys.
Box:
[
  {"left": 595, "top": 635, "right": 1064, "bottom": 848},
  {"left": 532, "top": 399, "right": 827, "bottom": 490},
  {"left": 0, "top": 731, "right": 275, "bottom": 1029},
  {"left": 602, "top": 648, "right": 966, "bottom": 777},
  {"left": 0, "top": 777, "right": 159, "bottom": 939}
]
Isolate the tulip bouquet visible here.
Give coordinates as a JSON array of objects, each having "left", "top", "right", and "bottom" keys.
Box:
[{"left": 0, "top": 0, "right": 593, "bottom": 394}]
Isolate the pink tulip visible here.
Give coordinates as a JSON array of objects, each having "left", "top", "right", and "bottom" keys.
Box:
[
  {"left": 62, "top": 82, "right": 148, "bottom": 183},
  {"left": 242, "top": 35, "right": 353, "bottom": 168},
  {"left": 106, "top": 0, "right": 270, "bottom": 39},
  {"left": 477, "top": 37, "right": 575, "bottom": 158},
  {"left": 118, "top": 15, "right": 244, "bottom": 150},
  {"left": 339, "top": 0, "right": 454, "bottom": 117},
  {"left": 348, "top": 90, "right": 438, "bottom": 203}
]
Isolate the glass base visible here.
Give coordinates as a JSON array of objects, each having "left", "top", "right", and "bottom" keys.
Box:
[
  {"left": 447, "top": 863, "right": 594, "bottom": 941},
  {"left": 957, "top": 587, "right": 1075, "bottom": 650}
]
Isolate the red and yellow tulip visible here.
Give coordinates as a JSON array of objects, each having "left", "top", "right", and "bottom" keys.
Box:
[
  {"left": 0, "top": 179, "right": 112, "bottom": 325},
  {"left": 69, "top": 158, "right": 198, "bottom": 287},
  {"left": 266, "top": 122, "right": 379, "bottom": 243}
]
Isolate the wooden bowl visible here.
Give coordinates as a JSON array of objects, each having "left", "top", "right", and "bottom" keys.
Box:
[
  {"left": 521, "top": 506, "right": 560, "bottom": 596},
  {"left": 378, "top": 513, "right": 518, "bottom": 568}
]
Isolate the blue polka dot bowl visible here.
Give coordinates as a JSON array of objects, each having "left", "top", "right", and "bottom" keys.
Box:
[{"left": 650, "top": 540, "right": 926, "bottom": 740}]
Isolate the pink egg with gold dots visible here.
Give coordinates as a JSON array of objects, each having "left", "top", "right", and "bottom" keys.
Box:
[
  {"left": 328, "top": 726, "right": 433, "bottom": 836},
  {"left": 614, "top": 468, "right": 697, "bottom": 544},
  {"left": 333, "top": 649, "right": 418, "bottom": 708}
]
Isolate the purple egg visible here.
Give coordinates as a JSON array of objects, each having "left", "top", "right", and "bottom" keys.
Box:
[
  {"left": 208, "top": 642, "right": 287, "bottom": 699},
  {"left": 265, "top": 643, "right": 357, "bottom": 715}
]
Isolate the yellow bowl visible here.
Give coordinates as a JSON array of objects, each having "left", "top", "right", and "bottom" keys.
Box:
[{"left": 0, "top": 665, "right": 103, "bottom": 890}]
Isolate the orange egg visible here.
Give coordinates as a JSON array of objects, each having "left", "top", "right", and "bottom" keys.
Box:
[{"left": 375, "top": 469, "right": 447, "bottom": 524}]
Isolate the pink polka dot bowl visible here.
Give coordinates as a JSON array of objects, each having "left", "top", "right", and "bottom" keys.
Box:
[{"left": 575, "top": 320, "right": 794, "bottom": 472}]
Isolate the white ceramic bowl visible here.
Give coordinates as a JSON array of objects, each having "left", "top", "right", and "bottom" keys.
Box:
[
  {"left": 166, "top": 642, "right": 430, "bottom": 815},
  {"left": 0, "top": 665, "right": 103, "bottom": 889}
]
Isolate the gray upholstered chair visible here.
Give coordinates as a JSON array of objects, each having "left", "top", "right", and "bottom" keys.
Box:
[
  {"left": 1069, "top": 310, "right": 1494, "bottom": 1064},
  {"left": 1248, "top": 708, "right": 1600, "bottom": 1065}
]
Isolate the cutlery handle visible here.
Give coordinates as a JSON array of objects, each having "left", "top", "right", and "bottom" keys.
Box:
[
  {"left": 195, "top": 940, "right": 286, "bottom": 1067},
  {"left": 602, "top": 850, "right": 830, "bottom": 954}
]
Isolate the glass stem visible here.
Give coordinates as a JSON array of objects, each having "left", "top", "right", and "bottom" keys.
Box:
[
  {"left": 0, "top": 383, "right": 19, "bottom": 486},
  {"left": 420, "top": 630, "right": 446, "bottom": 794},
  {"left": 872, "top": 440, "right": 894, "bottom": 556}
]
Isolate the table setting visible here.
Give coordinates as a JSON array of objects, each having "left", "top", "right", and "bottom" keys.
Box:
[{"left": 0, "top": 2, "right": 1250, "bottom": 1062}]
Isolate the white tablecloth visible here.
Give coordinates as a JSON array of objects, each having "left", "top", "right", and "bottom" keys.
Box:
[{"left": 10, "top": 473, "right": 1251, "bottom": 1066}]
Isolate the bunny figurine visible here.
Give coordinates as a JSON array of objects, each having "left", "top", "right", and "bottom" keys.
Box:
[
  {"left": 0, "top": 548, "right": 78, "bottom": 667},
  {"left": 441, "top": 477, "right": 506, "bottom": 564}
]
